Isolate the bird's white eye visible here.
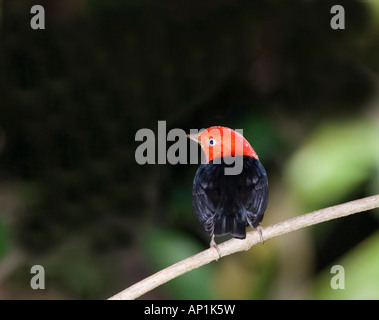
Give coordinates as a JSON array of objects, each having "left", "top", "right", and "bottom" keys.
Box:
[{"left": 208, "top": 138, "right": 217, "bottom": 146}]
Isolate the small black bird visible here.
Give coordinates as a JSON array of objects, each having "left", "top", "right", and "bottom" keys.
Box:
[{"left": 188, "top": 126, "right": 269, "bottom": 257}]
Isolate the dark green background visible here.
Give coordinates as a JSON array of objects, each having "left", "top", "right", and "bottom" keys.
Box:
[{"left": 0, "top": 0, "right": 378, "bottom": 299}]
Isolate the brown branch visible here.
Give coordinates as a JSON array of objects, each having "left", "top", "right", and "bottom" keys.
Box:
[{"left": 108, "top": 194, "right": 379, "bottom": 300}]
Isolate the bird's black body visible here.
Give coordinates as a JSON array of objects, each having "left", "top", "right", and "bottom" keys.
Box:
[{"left": 192, "top": 156, "right": 268, "bottom": 239}]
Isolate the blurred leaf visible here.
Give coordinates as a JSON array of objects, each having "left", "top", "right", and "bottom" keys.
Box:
[
  {"left": 142, "top": 228, "right": 217, "bottom": 299},
  {"left": 313, "top": 230, "right": 379, "bottom": 299},
  {"left": 364, "top": 0, "right": 379, "bottom": 27},
  {"left": 285, "top": 118, "right": 379, "bottom": 209}
]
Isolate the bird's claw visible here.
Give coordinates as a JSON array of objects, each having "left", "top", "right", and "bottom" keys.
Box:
[
  {"left": 257, "top": 225, "right": 264, "bottom": 244},
  {"left": 210, "top": 234, "right": 222, "bottom": 260}
]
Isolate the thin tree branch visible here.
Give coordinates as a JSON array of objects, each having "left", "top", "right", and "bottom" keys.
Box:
[{"left": 108, "top": 194, "right": 379, "bottom": 300}]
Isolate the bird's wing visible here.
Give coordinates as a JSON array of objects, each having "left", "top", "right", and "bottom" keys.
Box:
[
  {"left": 192, "top": 164, "right": 220, "bottom": 235},
  {"left": 238, "top": 158, "right": 269, "bottom": 228}
]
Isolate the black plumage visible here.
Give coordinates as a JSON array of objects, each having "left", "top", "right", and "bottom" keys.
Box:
[{"left": 192, "top": 156, "right": 268, "bottom": 239}]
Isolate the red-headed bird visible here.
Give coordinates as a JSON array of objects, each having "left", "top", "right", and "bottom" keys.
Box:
[{"left": 188, "top": 126, "right": 268, "bottom": 256}]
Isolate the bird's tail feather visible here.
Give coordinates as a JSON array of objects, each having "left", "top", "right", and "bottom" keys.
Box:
[{"left": 213, "top": 211, "right": 246, "bottom": 238}]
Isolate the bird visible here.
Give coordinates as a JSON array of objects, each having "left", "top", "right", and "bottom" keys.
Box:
[{"left": 187, "top": 126, "right": 269, "bottom": 258}]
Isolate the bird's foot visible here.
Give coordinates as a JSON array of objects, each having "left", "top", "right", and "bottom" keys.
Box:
[
  {"left": 210, "top": 234, "right": 222, "bottom": 260},
  {"left": 257, "top": 225, "right": 264, "bottom": 244}
]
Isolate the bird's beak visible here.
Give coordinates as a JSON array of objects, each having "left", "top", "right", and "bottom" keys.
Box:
[{"left": 186, "top": 133, "right": 202, "bottom": 145}]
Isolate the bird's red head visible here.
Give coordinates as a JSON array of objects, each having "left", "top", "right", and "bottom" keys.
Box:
[{"left": 188, "top": 126, "right": 258, "bottom": 163}]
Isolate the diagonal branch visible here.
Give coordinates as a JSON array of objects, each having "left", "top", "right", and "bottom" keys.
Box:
[{"left": 108, "top": 194, "right": 379, "bottom": 300}]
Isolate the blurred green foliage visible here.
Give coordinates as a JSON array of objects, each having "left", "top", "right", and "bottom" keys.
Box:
[
  {"left": 285, "top": 117, "right": 379, "bottom": 210},
  {"left": 366, "top": 0, "right": 379, "bottom": 27},
  {"left": 143, "top": 229, "right": 216, "bottom": 299},
  {"left": 313, "top": 230, "right": 379, "bottom": 299}
]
